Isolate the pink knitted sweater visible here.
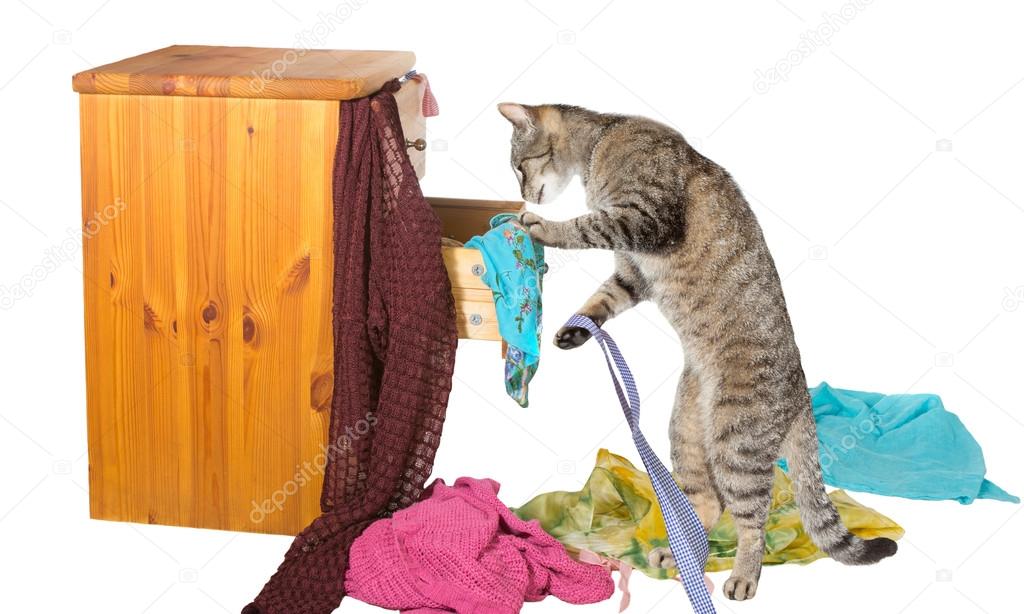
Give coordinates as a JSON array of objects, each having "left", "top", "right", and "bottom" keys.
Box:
[{"left": 345, "top": 477, "right": 614, "bottom": 613}]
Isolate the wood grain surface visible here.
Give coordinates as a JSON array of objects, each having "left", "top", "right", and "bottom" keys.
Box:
[
  {"left": 78, "top": 87, "right": 517, "bottom": 534},
  {"left": 72, "top": 45, "right": 416, "bottom": 101},
  {"left": 80, "top": 93, "right": 337, "bottom": 533}
]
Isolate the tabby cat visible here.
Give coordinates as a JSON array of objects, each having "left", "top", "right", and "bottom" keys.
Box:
[{"left": 497, "top": 102, "right": 897, "bottom": 600}]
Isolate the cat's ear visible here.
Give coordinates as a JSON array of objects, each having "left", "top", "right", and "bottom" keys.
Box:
[{"left": 497, "top": 102, "right": 535, "bottom": 130}]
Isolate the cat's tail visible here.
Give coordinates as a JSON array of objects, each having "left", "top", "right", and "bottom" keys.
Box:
[{"left": 781, "top": 410, "right": 898, "bottom": 565}]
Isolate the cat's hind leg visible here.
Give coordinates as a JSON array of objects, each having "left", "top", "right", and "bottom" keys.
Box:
[
  {"left": 670, "top": 366, "right": 723, "bottom": 532},
  {"left": 719, "top": 498, "right": 770, "bottom": 600},
  {"left": 649, "top": 368, "right": 723, "bottom": 569},
  {"left": 709, "top": 396, "right": 785, "bottom": 601}
]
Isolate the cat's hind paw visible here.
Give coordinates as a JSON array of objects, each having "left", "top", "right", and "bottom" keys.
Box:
[
  {"left": 647, "top": 547, "right": 675, "bottom": 569},
  {"left": 554, "top": 325, "right": 592, "bottom": 349},
  {"left": 723, "top": 574, "right": 758, "bottom": 601}
]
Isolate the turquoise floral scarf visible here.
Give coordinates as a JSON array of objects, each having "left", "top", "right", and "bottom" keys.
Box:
[{"left": 465, "top": 213, "right": 546, "bottom": 406}]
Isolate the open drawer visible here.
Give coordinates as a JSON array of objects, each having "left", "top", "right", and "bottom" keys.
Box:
[{"left": 430, "top": 197, "right": 523, "bottom": 342}]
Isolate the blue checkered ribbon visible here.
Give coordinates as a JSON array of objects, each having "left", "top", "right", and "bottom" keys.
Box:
[{"left": 565, "top": 315, "right": 716, "bottom": 614}]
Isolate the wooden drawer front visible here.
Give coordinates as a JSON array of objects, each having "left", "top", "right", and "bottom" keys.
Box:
[
  {"left": 442, "top": 247, "right": 489, "bottom": 294},
  {"left": 454, "top": 291, "right": 500, "bottom": 341},
  {"left": 431, "top": 197, "right": 523, "bottom": 343}
]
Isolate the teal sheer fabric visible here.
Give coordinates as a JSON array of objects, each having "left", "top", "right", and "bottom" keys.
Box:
[{"left": 780, "top": 383, "right": 1018, "bottom": 504}]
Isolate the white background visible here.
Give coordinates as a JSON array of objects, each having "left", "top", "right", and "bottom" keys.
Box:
[{"left": 1, "top": 1, "right": 1022, "bottom": 612}]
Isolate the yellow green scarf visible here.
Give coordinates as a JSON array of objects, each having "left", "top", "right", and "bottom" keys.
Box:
[{"left": 515, "top": 449, "right": 904, "bottom": 576}]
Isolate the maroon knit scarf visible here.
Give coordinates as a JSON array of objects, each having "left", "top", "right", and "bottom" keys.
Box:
[{"left": 243, "top": 81, "right": 458, "bottom": 614}]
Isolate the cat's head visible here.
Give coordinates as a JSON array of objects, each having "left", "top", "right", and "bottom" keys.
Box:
[{"left": 497, "top": 103, "right": 574, "bottom": 205}]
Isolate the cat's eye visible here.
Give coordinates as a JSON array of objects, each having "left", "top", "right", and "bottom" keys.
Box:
[
  {"left": 519, "top": 148, "right": 553, "bottom": 171},
  {"left": 520, "top": 149, "right": 552, "bottom": 165}
]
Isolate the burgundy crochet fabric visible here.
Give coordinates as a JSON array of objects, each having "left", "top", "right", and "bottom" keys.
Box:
[{"left": 243, "top": 80, "right": 458, "bottom": 614}]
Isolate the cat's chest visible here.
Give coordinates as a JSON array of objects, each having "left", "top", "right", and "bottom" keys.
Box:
[
  {"left": 628, "top": 251, "right": 704, "bottom": 318},
  {"left": 628, "top": 251, "right": 675, "bottom": 287}
]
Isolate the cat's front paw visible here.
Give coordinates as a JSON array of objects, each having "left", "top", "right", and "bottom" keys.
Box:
[
  {"left": 554, "top": 325, "right": 592, "bottom": 349},
  {"left": 519, "top": 211, "right": 558, "bottom": 246}
]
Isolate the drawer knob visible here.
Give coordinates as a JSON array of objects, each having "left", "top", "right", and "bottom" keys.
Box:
[
  {"left": 406, "top": 138, "right": 427, "bottom": 151},
  {"left": 469, "top": 314, "right": 483, "bottom": 326},
  {"left": 471, "top": 264, "right": 485, "bottom": 276}
]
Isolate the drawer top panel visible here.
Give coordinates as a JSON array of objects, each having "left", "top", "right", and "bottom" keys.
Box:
[{"left": 72, "top": 45, "right": 415, "bottom": 101}]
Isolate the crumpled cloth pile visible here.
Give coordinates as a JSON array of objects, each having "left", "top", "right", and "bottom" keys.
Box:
[{"left": 345, "top": 477, "right": 613, "bottom": 613}]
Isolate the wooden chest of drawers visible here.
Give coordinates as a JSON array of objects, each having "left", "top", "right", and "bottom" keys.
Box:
[{"left": 74, "top": 46, "right": 515, "bottom": 534}]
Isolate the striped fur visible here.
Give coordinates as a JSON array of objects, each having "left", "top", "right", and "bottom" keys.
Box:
[{"left": 498, "top": 103, "right": 897, "bottom": 600}]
